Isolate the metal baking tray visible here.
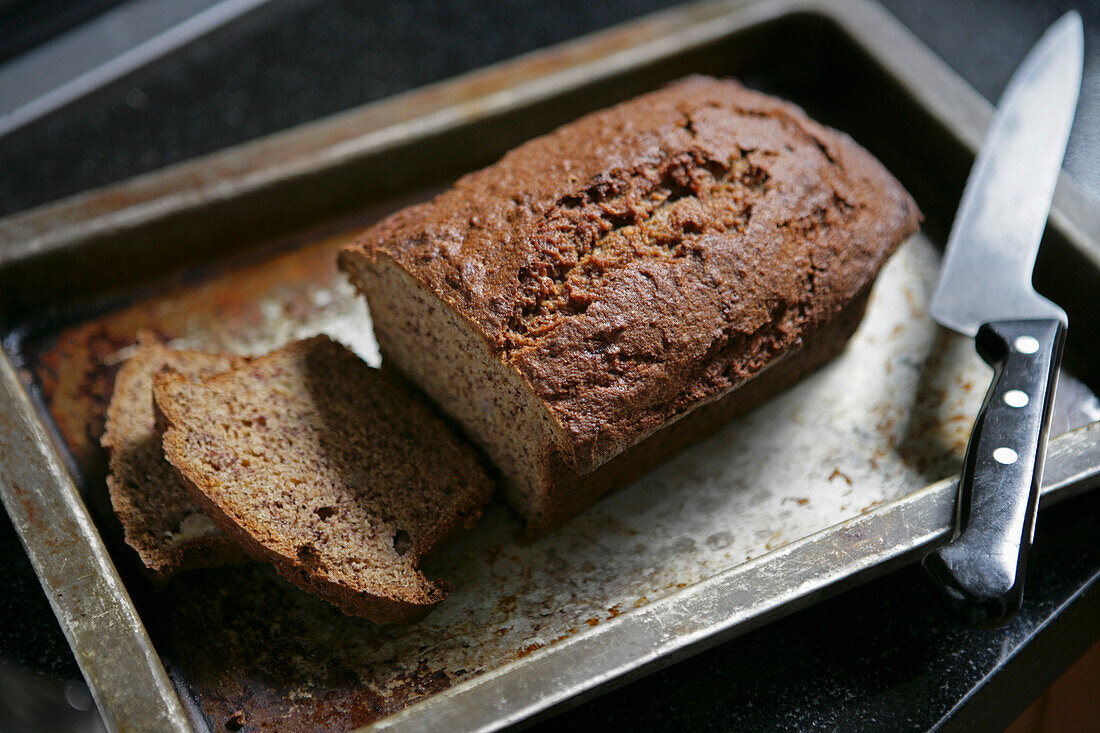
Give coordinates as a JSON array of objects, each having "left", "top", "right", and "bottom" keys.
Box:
[{"left": 3, "top": 0, "right": 1100, "bottom": 731}]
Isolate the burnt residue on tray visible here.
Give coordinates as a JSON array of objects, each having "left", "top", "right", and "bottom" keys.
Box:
[{"left": 155, "top": 565, "right": 460, "bottom": 732}]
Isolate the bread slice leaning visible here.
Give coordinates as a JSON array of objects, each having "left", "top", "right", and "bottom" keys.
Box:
[
  {"left": 102, "top": 333, "right": 250, "bottom": 581},
  {"left": 154, "top": 335, "right": 493, "bottom": 622}
]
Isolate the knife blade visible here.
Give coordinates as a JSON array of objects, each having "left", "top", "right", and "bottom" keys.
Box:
[{"left": 922, "top": 11, "right": 1083, "bottom": 626}]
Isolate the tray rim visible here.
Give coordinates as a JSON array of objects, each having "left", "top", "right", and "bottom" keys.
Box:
[{"left": 1, "top": 0, "right": 1099, "bottom": 731}]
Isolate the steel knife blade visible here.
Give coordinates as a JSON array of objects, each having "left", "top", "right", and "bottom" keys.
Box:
[{"left": 922, "top": 12, "right": 1083, "bottom": 626}]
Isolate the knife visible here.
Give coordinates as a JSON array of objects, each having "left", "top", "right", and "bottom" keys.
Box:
[{"left": 921, "top": 12, "right": 1083, "bottom": 626}]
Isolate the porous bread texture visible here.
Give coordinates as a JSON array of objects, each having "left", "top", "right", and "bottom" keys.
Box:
[
  {"left": 154, "top": 335, "right": 493, "bottom": 622},
  {"left": 102, "top": 333, "right": 250, "bottom": 580},
  {"left": 340, "top": 75, "right": 921, "bottom": 537}
]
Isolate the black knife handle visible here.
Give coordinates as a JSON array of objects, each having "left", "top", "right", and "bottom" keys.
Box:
[{"left": 922, "top": 318, "right": 1065, "bottom": 626}]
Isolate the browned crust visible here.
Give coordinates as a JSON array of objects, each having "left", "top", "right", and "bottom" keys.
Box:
[
  {"left": 341, "top": 75, "right": 921, "bottom": 474},
  {"left": 520, "top": 284, "right": 873, "bottom": 538}
]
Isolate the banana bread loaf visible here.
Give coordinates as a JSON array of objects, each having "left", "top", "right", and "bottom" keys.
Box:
[{"left": 339, "top": 76, "right": 921, "bottom": 537}]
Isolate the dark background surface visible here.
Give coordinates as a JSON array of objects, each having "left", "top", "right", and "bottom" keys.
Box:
[{"left": 1, "top": 0, "right": 1098, "bottom": 730}]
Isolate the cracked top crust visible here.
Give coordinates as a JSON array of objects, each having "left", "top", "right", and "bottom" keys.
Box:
[{"left": 343, "top": 76, "right": 920, "bottom": 471}]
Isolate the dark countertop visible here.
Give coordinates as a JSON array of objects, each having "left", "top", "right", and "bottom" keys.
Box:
[{"left": 1, "top": 1, "right": 1098, "bottom": 731}]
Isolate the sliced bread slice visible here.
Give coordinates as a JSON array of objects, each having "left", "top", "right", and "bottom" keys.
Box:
[
  {"left": 102, "top": 333, "right": 250, "bottom": 581},
  {"left": 154, "top": 335, "right": 493, "bottom": 622}
]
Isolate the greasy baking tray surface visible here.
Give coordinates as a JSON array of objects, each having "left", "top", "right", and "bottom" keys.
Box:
[{"left": 4, "top": 1, "right": 1100, "bottom": 731}]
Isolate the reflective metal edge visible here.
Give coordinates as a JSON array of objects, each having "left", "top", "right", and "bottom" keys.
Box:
[
  {"left": 368, "top": 423, "right": 1100, "bottom": 733},
  {"left": 0, "top": 353, "right": 192, "bottom": 733}
]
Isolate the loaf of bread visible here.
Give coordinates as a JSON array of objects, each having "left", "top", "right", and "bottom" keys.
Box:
[
  {"left": 154, "top": 335, "right": 494, "bottom": 621},
  {"left": 102, "top": 334, "right": 250, "bottom": 580},
  {"left": 340, "top": 76, "right": 921, "bottom": 537}
]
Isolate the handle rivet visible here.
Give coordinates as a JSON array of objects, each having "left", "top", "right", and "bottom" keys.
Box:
[
  {"left": 1014, "top": 335, "right": 1040, "bottom": 354},
  {"left": 1004, "top": 390, "right": 1030, "bottom": 407},
  {"left": 993, "top": 447, "right": 1019, "bottom": 465}
]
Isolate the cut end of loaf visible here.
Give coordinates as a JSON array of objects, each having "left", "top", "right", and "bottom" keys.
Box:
[
  {"left": 339, "top": 253, "right": 564, "bottom": 534},
  {"left": 154, "top": 335, "right": 493, "bottom": 622}
]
